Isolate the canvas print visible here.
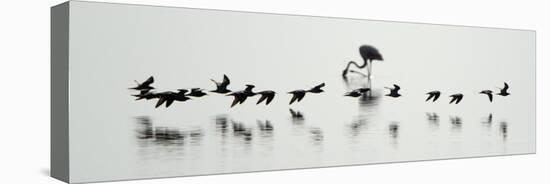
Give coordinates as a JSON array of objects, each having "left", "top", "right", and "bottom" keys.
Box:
[{"left": 51, "top": 1, "right": 535, "bottom": 183}]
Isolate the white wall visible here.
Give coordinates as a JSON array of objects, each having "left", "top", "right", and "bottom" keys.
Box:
[{"left": 0, "top": 0, "right": 546, "bottom": 183}]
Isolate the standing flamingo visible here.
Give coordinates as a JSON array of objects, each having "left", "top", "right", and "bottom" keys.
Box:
[{"left": 342, "top": 45, "right": 384, "bottom": 78}]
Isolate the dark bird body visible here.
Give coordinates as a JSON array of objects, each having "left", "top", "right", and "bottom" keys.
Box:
[
  {"left": 449, "top": 93, "right": 464, "bottom": 104},
  {"left": 497, "top": 82, "right": 510, "bottom": 96},
  {"left": 129, "top": 76, "right": 155, "bottom": 91},
  {"left": 210, "top": 75, "right": 231, "bottom": 94},
  {"left": 425, "top": 91, "right": 441, "bottom": 102},
  {"left": 188, "top": 88, "right": 207, "bottom": 97},
  {"left": 480, "top": 90, "right": 493, "bottom": 102},
  {"left": 289, "top": 83, "right": 325, "bottom": 104},
  {"left": 344, "top": 88, "right": 371, "bottom": 97},
  {"left": 385, "top": 84, "right": 401, "bottom": 98},
  {"left": 255, "top": 90, "right": 276, "bottom": 105},
  {"left": 155, "top": 89, "right": 190, "bottom": 108},
  {"left": 227, "top": 85, "right": 256, "bottom": 107}
]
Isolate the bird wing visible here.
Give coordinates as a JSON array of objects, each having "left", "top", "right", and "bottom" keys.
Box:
[
  {"left": 503, "top": 82, "right": 509, "bottom": 90},
  {"left": 230, "top": 96, "right": 240, "bottom": 107},
  {"left": 210, "top": 79, "right": 220, "bottom": 86},
  {"left": 289, "top": 94, "right": 299, "bottom": 104},
  {"left": 143, "top": 76, "right": 154, "bottom": 86},
  {"left": 257, "top": 94, "right": 268, "bottom": 105},
  {"left": 265, "top": 94, "right": 275, "bottom": 105},
  {"left": 455, "top": 96, "right": 463, "bottom": 104},
  {"left": 238, "top": 96, "right": 248, "bottom": 104},
  {"left": 488, "top": 93, "right": 493, "bottom": 102},
  {"left": 221, "top": 74, "right": 230, "bottom": 87},
  {"left": 155, "top": 97, "right": 166, "bottom": 108},
  {"left": 165, "top": 99, "right": 174, "bottom": 107},
  {"left": 296, "top": 93, "right": 306, "bottom": 102},
  {"left": 393, "top": 84, "right": 400, "bottom": 90},
  {"left": 449, "top": 97, "right": 457, "bottom": 104},
  {"left": 426, "top": 94, "right": 434, "bottom": 102},
  {"left": 433, "top": 93, "right": 440, "bottom": 102}
]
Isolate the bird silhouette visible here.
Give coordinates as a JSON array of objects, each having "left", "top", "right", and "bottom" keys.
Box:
[
  {"left": 226, "top": 85, "right": 256, "bottom": 107},
  {"left": 129, "top": 76, "right": 155, "bottom": 91},
  {"left": 479, "top": 90, "right": 493, "bottom": 102},
  {"left": 307, "top": 83, "right": 325, "bottom": 93},
  {"left": 255, "top": 90, "right": 276, "bottom": 105},
  {"left": 425, "top": 91, "right": 441, "bottom": 102},
  {"left": 449, "top": 93, "right": 464, "bottom": 104},
  {"left": 342, "top": 45, "right": 384, "bottom": 78},
  {"left": 384, "top": 84, "right": 401, "bottom": 98},
  {"left": 289, "top": 83, "right": 325, "bottom": 104},
  {"left": 210, "top": 74, "right": 231, "bottom": 94},
  {"left": 155, "top": 89, "right": 190, "bottom": 108},
  {"left": 497, "top": 82, "right": 510, "bottom": 96},
  {"left": 188, "top": 88, "right": 207, "bottom": 97},
  {"left": 344, "top": 88, "right": 370, "bottom": 97}
]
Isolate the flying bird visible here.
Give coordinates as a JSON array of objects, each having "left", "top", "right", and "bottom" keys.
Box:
[
  {"left": 188, "top": 88, "right": 207, "bottom": 97},
  {"left": 344, "top": 88, "right": 371, "bottom": 97},
  {"left": 129, "top": 76, "right": 155, "bottom": 91},
  {"left": 496, "top": 82, "right": 510, "bottom": 96},
  {"left": 226, "top": 85, "right": 256, "bottom": 107},
  {"left": 307, "top": 83, "right": 325, "bottom": 93},
  {"left": 255, "top": 90, "right": 276, "bottom": 105},
  {"left": 210, "top": 74, "right": 231, "bottom": 94},
  {"left": 289, "top": 83, "right": 326, "bottom": 104},
  {"left": 155, "top": 89, "right": 190, "bottom": 108},
  {"left": 425, "top": 91, "right": 441, "bottom": 102},
  {"left": 449, "top": 93, "right": 464, "bottom": 104},
  {"left": 479, "top": 90, "right": 493, "bottom": 102},
  {"left": 384, "top": 84, "right": 401, "bottom": 98}
]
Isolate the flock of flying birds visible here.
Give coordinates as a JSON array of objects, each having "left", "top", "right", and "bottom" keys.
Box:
[{"left": 128, "top": 75, "right": 511, "bottom": 108}]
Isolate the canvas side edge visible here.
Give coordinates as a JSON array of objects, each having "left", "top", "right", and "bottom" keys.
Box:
[{"left": 51, "top": 1, "right": 70, "bottom": 183}]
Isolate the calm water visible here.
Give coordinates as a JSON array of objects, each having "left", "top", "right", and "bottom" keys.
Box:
[{"left": 67, "top": 3, "right": 535, "bottom": 182}]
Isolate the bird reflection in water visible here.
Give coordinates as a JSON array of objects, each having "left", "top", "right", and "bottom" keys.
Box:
[
  {"left": 450, "top": 116, "right": 462, "bottom": 131},
  {"left": 348, "top": 115, "right": 368, "bottom": 137},
  {"left": 214, "top": 115, "right": 230, "bottom": 135},
  {"left": 135, "top": 117, "right": 189, "bottom": 146},
  {"left": 499, "top": 122, "right": 508, "bottom": 140},
  {"left": 482, "top": 113, "right": 493, "bottom": 129},
  {"left": 289, "top": 108, "right": 305, "bottom": 124},
  {"left": 388, "top": 122, "right": 399, "bottom": 147},
  {"left": 426, "top": 112, "right": 439, "bottom": 129},
  {"left": 231, "top": 121, "right": 253, "bottom": 142},
  {"left": 309, "top": 127, "right": 323, "bottom": 146}
]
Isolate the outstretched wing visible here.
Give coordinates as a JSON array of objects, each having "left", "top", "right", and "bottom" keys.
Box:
[
  {"left": 265, "top": 94, "right": 275, "bottom": 105},
  {"left": 221, "top": 74, "right": 230, "bottom": 87},
  {"left": 449, "top": 97, "right": 457, "bottom": 104},
  {"left": 165, "top": 99, "right": 175, "bottom": 107},
  {"left": 257, "top": 95, "right": 268, "bottom": 105},
  {"left": 433, "top": 93, "right": 440, "bottom": 102},
  {"left": 230, "top": 97, "right": 240, "bottom": 107},
  {"left": 155, "top": 97, "right": 166, "bottom": 108},
  {"left": 289, "top": 94, "right": 299, "bottom": 105},
  {"left": 488, "top": 93, "right": 493, "bottom": 102},
  {"left": 393, "top": 84, "right": 400, "bottom": 91},
  {"left": 296, "top": 93, "right": 305, "bottom": 102},
  {"left": 455, "top": 96, "right": 463, "bottom": 104},
  {"left": 503, "top": 82, "right": 509, "bottom": 91},
  {"left": 142, "top": 76, "right": 154, "bottom": 86},
  {"left": 426, "top": 94, "right": 434, "bottom": 102}
]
